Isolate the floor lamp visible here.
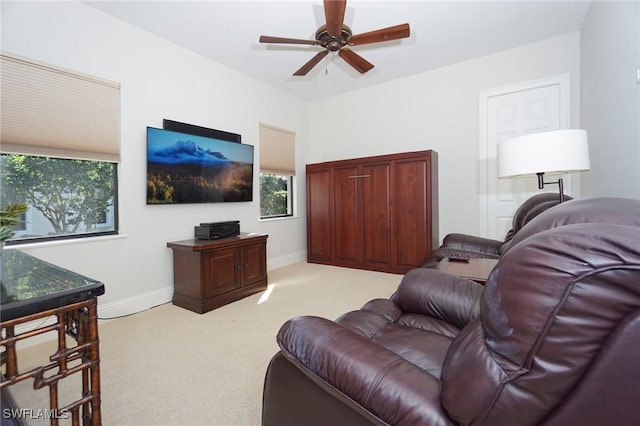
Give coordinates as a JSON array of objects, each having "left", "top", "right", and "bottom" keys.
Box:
[{"left": 497, "top": 129, "right": 590, "bottom": 203}]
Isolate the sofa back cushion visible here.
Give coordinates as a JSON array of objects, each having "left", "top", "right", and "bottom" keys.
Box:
[
  {"left": 503, "top": 197, "right": 640, "bottom": 255},
  {"left": 502, "top": 193, "right": 569, "bottom": 249},
  {"left": 441, "top": 223, "right": 640, "bottom": 425}
]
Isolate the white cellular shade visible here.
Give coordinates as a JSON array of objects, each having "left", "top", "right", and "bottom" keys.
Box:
[
  {"left": 0, "top": 52, "right": 120, "bottom": 162},
  {"left": 497, "top": 129, "right": 590, "bottom": 178},
  {"left": 259, "top": 124, "right": 295, "bottom": 175}
]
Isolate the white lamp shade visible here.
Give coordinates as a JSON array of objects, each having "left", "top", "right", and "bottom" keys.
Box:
[{"left": 497, "top": 129, "right": 590, "bottom": 178}]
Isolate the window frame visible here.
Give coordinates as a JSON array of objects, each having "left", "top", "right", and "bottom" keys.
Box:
[{"left": 259, "top": 172, "right": 294, "bottom": 220}]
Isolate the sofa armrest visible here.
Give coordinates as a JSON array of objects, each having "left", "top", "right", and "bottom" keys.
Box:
[
  {"left": 441, "top": 233, "right": 503, "bottom": 255},
  {"left": 423, "top": 247, "right": 501, "bottom": 268},
  {"left": 277, "top": 316, "right": 454, "bottom": 426},
  {"left": 422, "top": 234, "right": 502, "bottom": 268},
  {"left": 391, "top": 268, "right": 483, "bottom": 329}
]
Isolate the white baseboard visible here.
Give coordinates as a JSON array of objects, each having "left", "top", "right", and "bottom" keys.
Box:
[
  {"left": 97, "top": 285, "right": 173, "bottom": 320},
  {"left": 268, "top": 250, "right": 306, "bottom": 271}
]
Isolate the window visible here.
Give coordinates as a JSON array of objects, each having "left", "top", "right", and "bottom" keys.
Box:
[
  {"left": 259, "top": 124, "right": 295, "bottom": 219},
  {"left": 260, "top": 173, "right": 293, "bottom": 218},
  {"left": 1, "top": 155, "right": 118, "bottom": 243},
  {"left": 1, "top": 53, "right": 120, "bottom": 244}
]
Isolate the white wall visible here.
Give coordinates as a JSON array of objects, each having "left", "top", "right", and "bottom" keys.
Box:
[
  {"left": 580, "top": 0, "right": 640, "bottom": 198},
  {"left": 308, "top": 33, "right": 581, "bottom": 240},
  {"left": 1, "top": 1, "right": 309, "bottom": 316}
]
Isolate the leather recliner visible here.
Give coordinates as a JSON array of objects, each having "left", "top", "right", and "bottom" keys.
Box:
[
  {"left": 262, "top": 197, "right": 640, "bottom": 426},
  {"left": 422, "top": 193, "right": 571, "bottom": 268}
]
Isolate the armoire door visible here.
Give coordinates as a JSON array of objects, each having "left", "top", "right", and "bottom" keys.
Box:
[
  {"left": 333, "top": 162, "right": 391, "bottom": 266},
  {"left": 306, "top": 168, "right": 332, "bottom": 261},
  {"left": 333, "top": 166, "right": 360, "bottom": 263},
  {"left": 361, "top": 162, "right": 391, "bottom": 266},
  {"left": 394, "top": 157, "right": 433, "bottom": 270}
]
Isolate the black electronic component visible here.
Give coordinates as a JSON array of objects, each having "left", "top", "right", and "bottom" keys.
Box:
[{"left": 195, "top": 221, "right": 240, "bottom": 240}]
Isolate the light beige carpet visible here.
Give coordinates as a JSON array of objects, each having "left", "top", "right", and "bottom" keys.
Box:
[{"left": 8, "top": 262, "right": 402, "bottom": 426}]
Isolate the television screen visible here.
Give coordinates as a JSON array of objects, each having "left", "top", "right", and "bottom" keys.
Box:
[{"left": 146, "top": 127, "right": 253, "bottom": 204}]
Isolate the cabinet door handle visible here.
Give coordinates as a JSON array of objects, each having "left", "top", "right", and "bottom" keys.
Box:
[{"left": 348, "top": 174, "right": 370, "bottom": 179}]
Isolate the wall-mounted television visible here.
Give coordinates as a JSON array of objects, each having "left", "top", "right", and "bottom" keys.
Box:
[{"left": 146, "top": 127, "right": 254, "bottom": 204}]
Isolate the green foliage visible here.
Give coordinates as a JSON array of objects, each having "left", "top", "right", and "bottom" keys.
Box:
[
  {"left": 0, "top": 202, "right": 28, "bottom": 241},
  {"left": 1, "top": 155, "right": 114, "bottom": 234},
  {"left": 260, "top": 174, "right": 289, "bottom": 217}
]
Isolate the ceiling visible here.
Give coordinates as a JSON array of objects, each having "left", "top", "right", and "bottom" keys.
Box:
[{"left": 87, "top": 1, "right": 592, "bottom": 101}]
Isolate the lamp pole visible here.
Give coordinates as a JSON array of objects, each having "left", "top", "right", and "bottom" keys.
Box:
[{"left": 536, "top": 172, "right": 565, "bottom": 203}]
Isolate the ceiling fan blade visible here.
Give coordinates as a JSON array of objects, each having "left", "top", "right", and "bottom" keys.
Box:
[
  {"left": 259, "top": 35, "right": 318, "bottom": 45},
  {"left": 293, "top": 50, "right": 329, "bottom": 76},
  {"left": 348, "top": 23, "right": 410, "bottom": 46},
  {"left": 339, "top": 48, "right": 374, "bottom": 74},
  {"left": 324, "top": 0, "right": 347, "bottom": 38}
]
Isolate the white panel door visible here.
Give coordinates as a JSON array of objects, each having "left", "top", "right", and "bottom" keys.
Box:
[{"left": 479, "top": 75, "right": 571, "bottom": 240}]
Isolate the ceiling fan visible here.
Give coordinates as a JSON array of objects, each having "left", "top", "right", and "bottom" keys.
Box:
[{"left": 259, "top": 0, "right": 410, "bottom": 76}]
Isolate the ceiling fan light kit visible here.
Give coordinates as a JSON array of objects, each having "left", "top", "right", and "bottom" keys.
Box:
[{"left": 259, "top": 0, "right": 410, "bottom": 76}]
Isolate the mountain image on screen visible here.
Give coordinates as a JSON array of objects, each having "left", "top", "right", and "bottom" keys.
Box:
[
  {"left": 146, "top": 129, "right": 254, "bottom": 204},
  {"left": 149, "top": 140, "right": 230, "bottom": 165}
]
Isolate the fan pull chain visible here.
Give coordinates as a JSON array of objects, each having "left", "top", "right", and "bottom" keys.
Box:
[{"left": 325, "top": 53, "right": 329, "bottom": 75}]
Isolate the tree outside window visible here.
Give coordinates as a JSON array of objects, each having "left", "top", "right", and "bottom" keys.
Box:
[
  {"left": 260, "top": 173, "right": 293, "bottom": 218},
  {"left": 0, "top": 154, "right": 117, "bottom": 243}
]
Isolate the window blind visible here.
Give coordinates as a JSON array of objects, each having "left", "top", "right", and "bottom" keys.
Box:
[
  {"left": 259, "top": 124, "right": 295, "bottom": 176},
  {"left": 0, "top": 52, "right": 120, "bottom": 162}
]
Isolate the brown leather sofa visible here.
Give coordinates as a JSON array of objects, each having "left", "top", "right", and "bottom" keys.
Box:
[
  {"left": 422, "top": 193, "right": 570, "bottom": 268},
  {"left": 262, "top": 197, "right": 640, "bottom": 426}
]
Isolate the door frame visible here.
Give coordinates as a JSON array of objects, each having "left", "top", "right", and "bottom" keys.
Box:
[{"left": 478, "top": 73, "right": 571, "bottom": 237}]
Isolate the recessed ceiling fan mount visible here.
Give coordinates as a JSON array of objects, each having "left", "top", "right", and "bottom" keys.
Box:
[{"left": 259, "top": 0, "right": 410, "bottom": 76}]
